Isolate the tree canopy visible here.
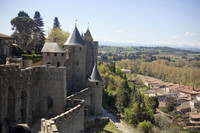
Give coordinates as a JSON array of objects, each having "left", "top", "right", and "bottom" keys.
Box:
[
  {"left": 32, "top": 11, "right": 45, "bottom": 52},
  {"left": 11, "top": 11, "right": 37, "bottom": 50},
  {"left": 53, "top": 17, "right": 61, "bottom": 29},
  {"left": 46, "top": 28, "right": 69, "bottom": 46}
]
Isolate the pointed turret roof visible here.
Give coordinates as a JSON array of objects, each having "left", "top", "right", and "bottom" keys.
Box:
[
  {"left": 85, "top": 29, "right": 93, "bottom": 38},
  {"left": 84, "top": 29, "right": 93, "bottom": 41},
  {"left": 89, "top": 63, "right": 103, "bottom": 82},
  {"left": 64, "top": 26, "right": 85, "bottom": 46}
]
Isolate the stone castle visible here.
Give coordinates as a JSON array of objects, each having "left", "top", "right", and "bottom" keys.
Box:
[{"left": 0, "top": 26, "right": 103, "bottom": 133}]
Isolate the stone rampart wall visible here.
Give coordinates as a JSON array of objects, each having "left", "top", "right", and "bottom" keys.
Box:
[
  {"left": 41, "top": 99, "right": 84, "bottom": 133},
  {"left": 0, "top": 64, "right": 66, "bottom": 131}
]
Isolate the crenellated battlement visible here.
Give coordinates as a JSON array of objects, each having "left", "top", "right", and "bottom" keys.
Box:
[{"left": 0, "top": 64, "right": 66, "bottom": 78}]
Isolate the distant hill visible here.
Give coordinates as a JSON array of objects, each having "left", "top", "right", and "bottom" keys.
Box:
[{"left": 99, "top": 41, "right": 200, "bottom": 52}]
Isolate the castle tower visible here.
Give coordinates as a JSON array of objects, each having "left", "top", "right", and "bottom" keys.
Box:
[
  {"left": 84, "top": 29, "right": 95, "bottom": 79},
  {"left": 88, "top": 63, "right": 103, "bottom": 115},
  {"left": 64, "top": 26, "right": 86, "bottom": 93}
]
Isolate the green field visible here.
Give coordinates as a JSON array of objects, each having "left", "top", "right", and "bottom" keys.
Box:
[{"left": 85, "top": 121, "right": 122, "bottom": 133}]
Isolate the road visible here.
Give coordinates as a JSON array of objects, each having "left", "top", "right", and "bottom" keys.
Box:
[{"left": 88, "top": 108, "right": 138, "bottom": 133}]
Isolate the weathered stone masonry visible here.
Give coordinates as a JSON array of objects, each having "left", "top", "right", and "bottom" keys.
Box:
[
  {"left": 0, "top": 26, "right": 103, "bottom": 133},
  {"left": 0, "top": 65, "right": 66, "bottom": 132}
]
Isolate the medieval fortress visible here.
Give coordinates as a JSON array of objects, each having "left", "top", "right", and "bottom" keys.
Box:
[{"left": 0, "top": 26, "right": 103, "bottom": 133}]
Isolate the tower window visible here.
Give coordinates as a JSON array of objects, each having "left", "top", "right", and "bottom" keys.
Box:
[
  {"left": 96, "top": 82, "right": 98, "bottom": 85},
  {"left": 80, "top": 47, "right": 81, "bottom": 50},
  {"left": 62, "top": 53, "right": 64, "bottom": 56},
  {"left": 47, "top": 97, "right": 53, "bottom": 109},
  {"left": 57, "top": 62, "right": 60, "bottom": 67},
  {"left": 54, "top": 53, "right": 57, "bottom": 56}
]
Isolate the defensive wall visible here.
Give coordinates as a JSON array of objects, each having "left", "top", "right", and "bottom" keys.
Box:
[
  {"left": 41, "top": 99, "right": 84, "bottom": 133},
  {"left": 0, "top": 64, "right": 66, "bottom": 132},
  {"left": 66, "top": 88, "right": 92, "bottom": 115}
]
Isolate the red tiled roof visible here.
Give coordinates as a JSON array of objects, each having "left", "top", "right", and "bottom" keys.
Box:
[
  {"left": 190, "top": 113, "right": 200, "bottom": 119},
  {"left": 179, "top": 88, "right": 200, "bottom": 95}
]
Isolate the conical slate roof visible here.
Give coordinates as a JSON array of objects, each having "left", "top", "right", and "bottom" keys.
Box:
[
  {"left": 85, "top": 29, "right": 93, "bottom": 39},
  {"left": 64, "top": 26, "right": 85, "bottom": 46},
  {"left": 89, "top": 63, "right": 103, "bottom": 82}
]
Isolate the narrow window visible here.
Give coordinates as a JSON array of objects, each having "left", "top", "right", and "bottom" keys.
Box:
[
  {"left": 57, "top": 62, "right": 60, "bottom": 67},
  {"left": 54, "top": 53, "right": 57, "bottom": 57},
  {"left": 96, "top": 82, "right": 98, "bottom": 85},
  {"left": 80, "top": 47, "right": 81, "bottom": 50},
  {"left": 62, "top": 53, "right": 64, "bottom": 56},
  {"left": 77, "top": 61, "right": 79, "bottom": 65},
  {"left": 47, "top": 97, "right": 53, "bottom": 109}
]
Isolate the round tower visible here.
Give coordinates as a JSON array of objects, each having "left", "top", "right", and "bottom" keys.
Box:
[
  {"left": 88, "top": 63, "right": 103, "bottom": 115},
  {"left": 64, "top": 26, "right": 86, "bottom": 93},
  {"left": 84, "top": 29, "right": 94, "bottom": 78}
]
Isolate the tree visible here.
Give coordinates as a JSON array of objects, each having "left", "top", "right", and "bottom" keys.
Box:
[
  {"left": 46, "top": 28, "right": 69, "bottom": 46},
  {"left": 11, "top": 11, "right": 37, "bottom": 50},
  {"left": 166, "top": 99, "right": 177, "bottom": 112},
  {"left": 53, "top": 17, "right": 61, "bottom": 29},
  {"left": 137, "top": 120, "right": 153, "bottom": 133},
  {"left": 32, "top": 11, "right": 45, "bottom": 53}
]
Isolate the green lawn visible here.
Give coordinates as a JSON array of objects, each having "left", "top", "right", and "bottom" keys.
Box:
[{"left": 85, "top": 121, "right": 122, "bottom": 133}]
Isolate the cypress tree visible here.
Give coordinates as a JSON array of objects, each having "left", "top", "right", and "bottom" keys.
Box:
[
  {"left": 33, "top": 11, "right": 45, "bottom": 53},
  {"left": 53, "top": 17, "right": 61, "bottom": 29}
]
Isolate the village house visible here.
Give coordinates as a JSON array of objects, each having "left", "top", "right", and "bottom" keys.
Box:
[
  {"left": 0, "top": 33, "right": 14, "bottom": 64},
  {"left": 176, "top": 102, "right": 191, "bottom": 114}
]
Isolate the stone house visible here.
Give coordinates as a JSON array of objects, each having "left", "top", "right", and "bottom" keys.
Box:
[
  {"left": 41, "top": 42, "right": 66, "bottom": 67},
  {"left": 189, "top": 112, "right": 200, "bottom": 125},
  {"left": 176, "top": 102, "right": 191, "bottom": 114},
  {"left": 0, "top": 33, "right": 14, "bottom": 64}
]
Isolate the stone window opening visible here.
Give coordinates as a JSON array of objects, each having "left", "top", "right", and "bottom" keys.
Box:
[
  {"left": 47, "top": 53, "right": 50, "bottom": 56},
  {"left": 62, "top": 53, "right": 64, "bottom": 56},
  {"left": 96, "top": 82, "right": 98, "bottom": 86},
  {"left": 54, "top": 53, "right": 57, "bottom": 57},
  {"left": 57, "top": 62, "right": 60, "bottom": 67},
  {"left": 21, "top": 91, "right": 27, "bottom": 123},
  {"left": 80, "top": 47, "right": 81, "bottom": 51},
  {"left": 47, "top": 97, "right": 53, "bottom": 109}
]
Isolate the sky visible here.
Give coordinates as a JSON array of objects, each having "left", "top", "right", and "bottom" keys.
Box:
[{"left": 0, "top": 0, "right": 200, "bottom": 48}]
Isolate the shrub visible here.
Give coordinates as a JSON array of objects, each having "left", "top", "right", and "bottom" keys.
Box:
[{"left": 137, "top": 120, "right": 153, "bottom": 133}]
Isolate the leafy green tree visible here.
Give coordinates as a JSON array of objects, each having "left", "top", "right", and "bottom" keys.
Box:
[
  {"left": 137, "top": 120, "right": 153, "bottom": 133},
  {"left": 32, "top": 11, "right": 45, "bottom": 52},
  {"left": 53, "top": 17, "right": 61, "bottom": 29},
  {"left": 115, "top": 88, "right": 127, "bottom": 112},
  {"left": 11, "top": 11, "right": 37, "bottom": 50},
  {"left": 46, "top": 28, "right": 69, "bottom": 46},
  {"left": 115, "top": 66, "right": 123, "bottom": 78},
  {"left": 166, "top": 99, "right": 177, "bottom": 112}
]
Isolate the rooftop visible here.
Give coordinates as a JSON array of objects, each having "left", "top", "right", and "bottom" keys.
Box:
[
  {"left": 41, "top": 42, "right": 65, "bottom": 53},
  {"left": 0, "top": 33, "right": 13, "bottom": 39},
  {"left": 88, "top": 64, "right": 103, "bottom": 82},
  {"left": 64, "top": 26, "right": 85, "bottom": 46}
]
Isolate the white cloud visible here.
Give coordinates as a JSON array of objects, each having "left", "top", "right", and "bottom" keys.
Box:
[
  {"left": 116, "top": 30, "right": 123, "bottom": 33},
  {"left": 172, "top": 36, "right": 181, "bottom": 39},
  {"left": 184, "top": 32, "right": 197, "bottom": 37}
]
